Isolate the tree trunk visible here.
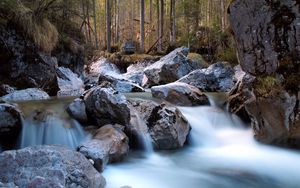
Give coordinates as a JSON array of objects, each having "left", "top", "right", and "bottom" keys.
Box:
[
  {"left": 170, "top": 0, "right": 175, "bottom": 45},
  {"left": 150, "top": 0, "right": 153, "bottom": 24},
  {"left": 158, "top": 0, "right": 164, "bottom": 52},
  {"left": 106, "top": 0, "right": 111, "bottom": 52},
  {"left": 140, "top": 0, "right": 145, "bottom": 52},
  {"left": 92, "top": 0, "right": 99, "bottom": 49},
  {"left": 220, "top": 0, "right": 225, "bottom": 32},
  {"left": 115, "top": 0, "right": 120, "bottom": 44},
  {"left": 86, "top": 0, "right": 92, "bottom": 42}
]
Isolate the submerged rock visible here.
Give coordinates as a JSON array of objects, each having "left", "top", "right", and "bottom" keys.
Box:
[
  {"left": 144, "top": 47, "right": 200, "bottom": 86},
  {"left": 0, "top": 103, "right": 23, "bottom": 150},
  {"left": 1, "top": 88, "right": 50, "bottom": 101},
  {"left": 129, "top": 99, "right": 190, "bottom": 150},
  {"left": 178, "top": 62, "right": 235, "bottom": 92},
  {"left": 84, "top": 86, "right": 131, "bottom": 126},
  {"left": 0, "top": 145, "right": 106, "bottom": 188},
  {"left": 151, "top": 82, "right": 209, "bottom": 106},
  {"left": 56, "top": 67, "right": 84, "bottom": 97},
  {"left": 78, "top": 124, "right": 129, "bottom": 172}
]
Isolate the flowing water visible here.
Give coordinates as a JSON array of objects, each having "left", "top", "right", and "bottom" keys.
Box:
[
  {"left": 16, "top": 97, "right": 89, "bottom": 149},
  {"left": 104, "top": 97, "right": 300, "bottom": 188}
]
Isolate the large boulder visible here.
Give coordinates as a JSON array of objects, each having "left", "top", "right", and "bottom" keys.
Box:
[
  {"left": 56, "top": 67, "right": 84, "bottom": 97},
  {"left": 151, "top": 82, "right": 209, "bottom": 106},
  {"left": 84, "top": 86, "right": 131, "bottom": 126},
  {"left": 178, "top": 62, "right": 235, "bottom": 92},
  {"left": 1, "top": 88, "right": 50, "bottom": 101},
  {"left": 143, "top": 47, "right": 200, "bottom": 86},
  {"left": 78, "top": 124, "right": 129, "bottom": 172},
  {"left": 123, "top": 60, "right": 154, "bottom": 86},
  {"left": 0, "top": 103, "right": 23, "bottom": 150},
  {"left": 229, "top": 0, "right": 300, "bottom": 146},
  {"left": 129, "top": 99, "right": 190, "bottom": 150},
  {"left": 84, "top": 57, "right": 121, "bottom": 88},
  {"left": 0, "top": 29, "right": 59, "bottom": 96},
  {"left": 0, "top": 145, "right": 106, "bottom": 188},
  {"left": 98, "top": 72, "right": 144, "bottom": 93}
]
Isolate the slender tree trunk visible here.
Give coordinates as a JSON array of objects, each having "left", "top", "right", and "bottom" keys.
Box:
[
  {"left": 106, "top": 0, "right": 111, "bottom": 52},
  {"left": 221, "top": 0, "right": 225, "bottom": 32},
  {"left": 150, "top": 0, "right": 153, "bottom": 24},
  {"left": 158, "top": 0, "right": 164, "bottom": 52},
  {"left": 170, "top": 0, "right": 175, "bottom": 45},
  {"left": 86, "top": 0, "right": 91, "bottom": 42},
  {"left": 92, "top": 0, "right": 99, "bottom": 49},
  {"left": 140, "top": 0, "right": 145, "bottom": 52},
  {"left": 156, "top": 0, "right": 160, "bottom": 44},
  {"left": 115, "top": 0, "right": 120, "bottom": 44},
  {"left": 81, "top": 0, "right": 88, "bottom": 42},
  {"left": 131, "top": 0, "right": 135, "bottom": 40}
]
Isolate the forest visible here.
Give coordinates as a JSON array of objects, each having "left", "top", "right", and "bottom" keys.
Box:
[{"left": 0, "top": 0, "right": 299, "bottom": 188}]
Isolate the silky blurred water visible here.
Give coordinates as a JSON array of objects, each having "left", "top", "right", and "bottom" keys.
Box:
[{"left": 104, "top": 104, "right": 300, "bottom": 188}]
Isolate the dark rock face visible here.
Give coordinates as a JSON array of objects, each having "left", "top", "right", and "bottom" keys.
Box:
[
  {"left": 0, "top": 145, "right": 106, "bottom": 188},
  {"left": 67, "top": 98, "right": 88, "bottom": 124},
  {"left": 229, "top": 0, "right": 300, "bottom": 146},
  {"left": 56, "top": 67, "right": 84, "bottom": 97},
  {"left": 178, "top": 62, "right": 235, "bottom": 92},
  {"left": 144, "top": 47, "right": 200, "bottom": 86},
  {"left": 0, "top": 103, "right": 23, "bottom": 150},
  {"left": 1, "top": 88, "right": 50, "bottom": 101},
  {"left": 0, "top": 29, "right": 59, "bottom": 96},
  {"left": 129, "top": 99, "right": 190, "bottom": 150},
  {"left": 78, "top": 124, "right": 129, "bottom": 172},
  {"left": 0, "top": 84, "right": 14, "bottom": 97},
  {"left": 84, "top": 86, "right": 131, "bottom": 126},
  {"left": 151, "top": 82, "right": 209, "bottom": 106},
  {"left": 229, "top": 0, "right": 300, "bottom": 76}
]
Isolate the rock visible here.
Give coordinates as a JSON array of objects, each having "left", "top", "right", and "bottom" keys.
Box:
[
  {"left": 151, "top": 82, "right": 209, "bottom": 106},
  {"left": 56, "top": 67, "right": 84, "bottom": 97},
  {"left": 84, "top": 57, "right": 121, "bottom": 87},
  {"left": 245, "top": 91, "right": 300, "bottom": 146},
  {"left": 0, "top": 29, "right": 59, "bottom": 96},
  {"left": 0, "top": 84, "right": 14, "bottom": 97},
  {"left": 84, "top": 86, "right": 131, "bottom": 126},
  {"left": 129, "top": 99, "right": 190, "bottom": 150},
  {"left": 0, "top": 145, "right": 106, "bottom": 188},
  {"left": 229, "top": 0, "right": 300, "bottom": 76},
  {"left": 98, "top": 72, "right": 144, "bottom": 93},
  {"left": 229, "top": 0, "right": 300, "bottom": 147},
  {"left": 1, "top": 88, "right": 50, "bottom": 101},
  {"left": 53, "top": 39, "right": 85, "bottom": 76},
  {"left": 178, "top": 62, "right": 235, "bottom": 92},
  {"left": 78, "top": 124, "right": 129, "bottom": 172},
  {"left": 144, "top": 47, "right": 200, "bottom": 86},
  {"left": 67, "top": 98, "right": 88, "bottom": 124},
  {"left": 123, "top": 60, "right": 154, "bottom": 86},
  {"left": 0, "top": 103, "right": 23, "bottom": 150}
]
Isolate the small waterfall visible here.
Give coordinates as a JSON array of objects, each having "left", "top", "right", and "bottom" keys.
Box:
[
  {"left": 17, "top": 98, "right": 89, "bottom": 149},
  {"left": 129, "top": 106, "right": 153, "bottom": 154}
]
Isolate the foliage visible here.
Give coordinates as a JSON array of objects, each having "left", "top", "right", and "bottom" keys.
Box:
[{"left": 253, "top": 76, "right": 282, "bottom": 97}]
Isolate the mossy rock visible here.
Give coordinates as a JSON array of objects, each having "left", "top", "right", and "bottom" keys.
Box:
[
  {"left": 253, "top": 76, "right": 283, "bottom": 97},
  {"left": 187, "top": 53, "right": 209, "bottom": 68}
]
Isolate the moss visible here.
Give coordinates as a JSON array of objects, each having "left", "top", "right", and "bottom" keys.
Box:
[
  {"left": 253, "top": 76, "right": 282, "bottom": 97},
  {"left": 0, "top": 0, "right": 58, "bottom": 52},
  {"left": 188, "top": 53, "right": 209, "bottom": 67},
  {"left": 215, "top": 46, "right": 239, "bottom": 65}
]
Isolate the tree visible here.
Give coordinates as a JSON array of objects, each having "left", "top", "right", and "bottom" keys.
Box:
[
  {"left": 158, "top": 0, "right": 164, "bottom": 52},
  {"left": 140, "top": 0, "right": 145, "bottom": 52},
  {"left": 170, "top": 0, "right": 176, "bottom": 45},
  {"left": 92, "top": 0, "right": 98, "bottom": 49},
  {"left": 106, "top": 0, "right": 111, "bottom": 52}
]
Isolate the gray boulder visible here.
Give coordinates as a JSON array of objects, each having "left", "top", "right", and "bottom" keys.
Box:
[
  {"left": 0, "top": 84, "right": 14, "bottom": 97},
  {"left": 78, "top": 124, "right": 129, "bottom": 172},
  {"left": 67, "top": 98, "right": 88, "bottom": 124},
  {"left": 56, "top": 67, "right": 84, "bottom": 97},
  {"left": 84, "top": 57, "right": 120, "bottom": 87},
  {"left": 129, "top": 99, "right": 190, "bottom": 150},
  {"left": 1, "top": 88, "right": 49, "bottom": 101},
  {"left": 144, "top": 47, "right": 200, "bottom": 86},
  {"left": 178, "top": 62, "right": 235, "bottom": 92},
  {"left": 0, "top": 145, "right": 106, "bottom": 188},
  {"left": 0, "top": 103, "right": 23, "bottom": 150},
  {"left": 84, "top": 86, "right": 131, "bottom": 126},
  {"left": 123, "top": 60, "right": 154, "bottom": 86},
  {"left": 151, "top": 82, "right": 209, "bottom": 106}
]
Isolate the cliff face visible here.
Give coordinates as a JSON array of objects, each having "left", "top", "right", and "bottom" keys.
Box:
[{"left": 229, "top": 0, "right": 300, "bottom": 147}]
